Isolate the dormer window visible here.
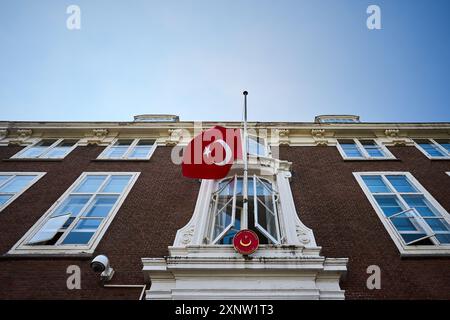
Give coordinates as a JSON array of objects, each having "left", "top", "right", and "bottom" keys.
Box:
[{"left": 315, "top": 115, "right": 360, "bottom": 124}]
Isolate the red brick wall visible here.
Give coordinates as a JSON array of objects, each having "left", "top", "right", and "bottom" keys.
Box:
[
  {"left": 0, "top": 146, "right": 199, "bottom": 299},
  {"left": 0, "top": 144, "right": 449, "bottom": 299},
  {"left": 280, "top": 145, "right": 450, "bottom": 299}
]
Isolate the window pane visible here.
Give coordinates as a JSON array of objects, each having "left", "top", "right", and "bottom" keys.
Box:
[
  {"left": 374, "top": 195, "right": 403, "bottom": 217},
  {"left": 391, "top": 217, "right": 417, "bottom": 231},
  {"left": 360, "top": 141, "right": 386, "bottom": 157},
  {"left": 0, "top": 175, "right": 11, "bottom": 186},
  {"left": 18, "top": 147, "right": 47, "bottom": 158},
  {"left": 104, "top": 146, "right": 128, "bottom": 158},
  {"left": 362, "top": 176, "right": 391, "bottom": 193},
  {"left": 414, "top": 139, "right": 445, "bottom": 157},
  {"left": 0, "top": 175, "right": 36, "bottom": 193},
  {"left": 236, "top": 177, "right": 253, "bottom": 196},
  {"left": 434, "top": 139, "right": 450, "bottom": 153},
  {"left": 74, "top": 218, "right": 102, "bottom": 230},
  {"left": 74, "top": 175, "right": 106, "bottom": 193},
  {"left": 39, "top": 139, "right": 58, "bottom": 147},
  {"left": 339, "top": 140, "right": 362, "bottom": 157},
  {"left": 0, "top": 194, "right": 13, "bottom": 205},
  {"left": 115, "top": 140, "right": 133, "bottom": 146},
  {"left": 45, "top": 147, "right": 71, "bottom": 158},
  {"left": 137, "top": 140, "right": 155, "bottom": 146},
  {"left": 83, "top": 195, "right": 119, "bottom": 217},
  {"left": 248, "top": 136, "right": 266, "bottom": 157},
  {"left": 128, "top": 146, "right": 152, "bottom": 158},
  {"left": 386, "top": 175, "right": 417, "bottom": 193},
  {"left": 61, "top": 231, "right": 95, "bottom": 245},
  {"left": 402, "top": 195, "right": 436, "bottom": 217},
  {"left": 27, "top": 214, "right": 71, "bottom": 245},
  {"left": 213, "top": 201, "right": 234, "bottom": 242},
  {"left": 51, "top": 195, "right": 91, "bottom": 218},
  {"left": 400, "top": 233, "right": 429, "bottom": 244},
  {"left": 436, "top": 234, "right": 450, "bottom": 244},
  {"left": 101, "top": 175, "right": 132, "bottom": 193},
  {"left": 424, "top": 218, "right": 450, "bottom": 232}
]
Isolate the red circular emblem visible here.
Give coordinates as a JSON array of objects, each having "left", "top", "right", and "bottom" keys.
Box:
[{"left": 233, "top": 229, "right": 259, "bottom": 255}]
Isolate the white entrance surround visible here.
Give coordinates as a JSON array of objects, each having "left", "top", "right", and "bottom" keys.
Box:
[{"left": 141, "top": 158, "right": 348, "bottom": 300}]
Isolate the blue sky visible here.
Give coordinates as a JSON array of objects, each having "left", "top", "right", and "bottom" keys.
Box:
[{"left": 0, "top": 0, "right": 449, "bottom": 122}]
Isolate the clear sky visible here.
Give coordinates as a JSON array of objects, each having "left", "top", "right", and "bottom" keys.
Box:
[{"left": 0, "top": 0, "right": 449, "bottom": 122}]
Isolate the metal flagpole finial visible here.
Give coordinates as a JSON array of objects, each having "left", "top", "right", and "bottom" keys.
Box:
[{"left": 243, "top": 91, "right": 248, "bottom": 96}]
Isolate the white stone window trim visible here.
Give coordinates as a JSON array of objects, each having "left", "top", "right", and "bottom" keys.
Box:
[
  {"left": 173, "top": 165, "right": 316, "bottom": 248},
  {"left": 11, "top": 138, "right": 78, "bottom": 159},
  {"left": 97, "top": 138, "right": 157, "bottom": 160},
  {"left": 9, "top": 171, "right": 140, "bottom": 255},
  {"left": 354, "top": 171, "right": 450, "bottom": 256},
  {"left": 336, "top": 138, "right": 396, "bottom": 160},
  {"left": 413, "top": 138, "right": 450, "bottom": 160},
  {"left": 0, "top": 172, "right": 46, "bottom": 213}
]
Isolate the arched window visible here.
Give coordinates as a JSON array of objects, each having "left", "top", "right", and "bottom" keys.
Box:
[{"left": 209, "top": 175, "right": 281, "bottom": 245}]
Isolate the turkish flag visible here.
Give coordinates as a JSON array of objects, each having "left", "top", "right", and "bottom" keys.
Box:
[{"left": 182, "top": 126, "right": 242, "bottom": 179}]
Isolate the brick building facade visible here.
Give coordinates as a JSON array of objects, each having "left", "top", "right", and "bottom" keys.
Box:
[{"left": 0, "top": 115, "right": 449, "bottom": 299}]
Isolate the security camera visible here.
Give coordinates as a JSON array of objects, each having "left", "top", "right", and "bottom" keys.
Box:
[{"left": 90, "top": 254, "right": 114, "bottom": 282}]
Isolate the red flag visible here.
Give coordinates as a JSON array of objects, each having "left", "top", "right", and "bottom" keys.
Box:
[{"left": 182, "top": 126, "right": 242, "bottom": 179}]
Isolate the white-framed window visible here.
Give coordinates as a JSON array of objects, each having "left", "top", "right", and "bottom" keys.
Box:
[
  {"left": 413, "top": 139, "right": 450, "bottom": 159},
  {"left": 354, "top": 172, "right": 450, "bottom": 256},
  {"left": 337, "top": 139, "right": 395, "bottom": 160},
  {"left": 0, "top": 173, "right": 46, "bottom": 212},
  {"left": 98, "top": 139, "right": 157, "bottom": 160},
  {"left": 9, "top": 172, "right": 140, "bottom": 254},
  {"left": 12, "top": 139, "right": 78, "bottom": 159},
  {"left": 208, "top": 175, "right": 281, "bottom": 245}
]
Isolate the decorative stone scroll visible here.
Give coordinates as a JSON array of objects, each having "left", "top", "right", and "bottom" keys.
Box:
[
  {"left": 86, "top": 129, "right": 109, "bottom": 145},
  {"left": 311, "top": 129, "right": 329, "bottom": 146}
]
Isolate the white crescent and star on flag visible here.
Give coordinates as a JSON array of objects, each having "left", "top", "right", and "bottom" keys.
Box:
[{"left": 203, "top": 139, "right": 232, "bottom": 166}]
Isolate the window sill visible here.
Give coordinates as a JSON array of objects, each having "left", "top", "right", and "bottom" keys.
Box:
[
  {"left": 3, "top": 158, "right": 64, "bottom": 162},
  {"left": 343, "top": 158, "right": 400, "bottom": 161},
  {"left": 1, "top": 253, "right": 93, "bottom": 260},
  {"left": 429, "top": 158, "right": 450, "bottom": 161},
  {"left": 93, "top": 158, "right": 151, "bottom": 162}
]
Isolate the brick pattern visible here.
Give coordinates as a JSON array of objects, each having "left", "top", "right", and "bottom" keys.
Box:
[
  {"left": 281, "top": 145, "right": 450, "bottom": 299},
  {"left": 0, "top": 146, "right": 199, "bottom": 299},
  {"left": 0, "top": 144, "right": 448, "bottom": 299}
]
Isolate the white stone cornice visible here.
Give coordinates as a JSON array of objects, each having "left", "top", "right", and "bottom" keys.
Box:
[
  {"left": 7, "top": 129, "right": 33, "bottom": 145},
  {"left": 0, "top": 129, "right": 7, "bottom": 139},
  {"left": 84, "top": 129, "right": 109, "bottom": 146}
]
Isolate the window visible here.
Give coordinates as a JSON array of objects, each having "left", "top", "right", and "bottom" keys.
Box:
[
  {"left": 337, "top": 139, "right": 394, "bottom": 160},
  {"left": 12, "top": 139, "right": 78, "bottom": 159},
  {"left": 209, "top": 175, "right": 280, "bottom": 245},
  {"left": 98, "top": 139, "right": 156, "bottom": 160},
  {"left": 414, "top": 139, "right": 450, "bottom": 159},
  {"left": 354, "top": 172, "right": 450, "bottom": 255},
  {"left": 10, "top": 172, "right": 139, "bottom": 254},
  {"left": 247, "top": 135, "right": 269, "bottom": 157},
  {"left": 0, "top": 173, "right": 45, "bottom": 212}
]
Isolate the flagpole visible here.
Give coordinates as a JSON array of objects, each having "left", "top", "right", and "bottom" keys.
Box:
[{"left": 242, "top": 91, "right": 249, "bottom": 230}]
